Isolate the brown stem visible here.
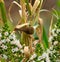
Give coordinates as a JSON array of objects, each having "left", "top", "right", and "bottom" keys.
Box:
[
  {"left": 36, "top": 18, "right": 43, "bottom": 43},
  {"left": 29, "top": 35, "right": 33, "bottom": 54}
]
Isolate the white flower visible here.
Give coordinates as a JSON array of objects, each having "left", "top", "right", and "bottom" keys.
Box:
[
  {"left": 45, "top": 53, "right": 50, "bottom": 62},
  {"left": 49, "top": 36, "right": 53, "bottom": 42},
  {"left": 1, "top": 39, "right": 6, "bottom": 43},
  {"left": 6, "top": 38, "right": 10, "bottom": 42},
  {"left": 47, "top": 49, "right": 51, "bottom": 54},
  {"left": 30, "top": 53, "right": 37, "bottom": 60},
  {"left": 53, "top": 33, "right": 57, "bottom": 37},
  {"left": 15, "top": 40, "right": 22, "bottom": 48},
  {"left": 38, "top": 56, "right": 43, "bottom": 61},
  {"left": 51, "top": 28, "right": 56, "bottom": 34},
  {"left": 12, "top": 49, "right": 15, "bottom": 53},
  {"left": 11, "top": 40, "right": 22, "bottom": 48},
  {"left": 41, "top": 60, "right": 44, "bottom": 62},
  {"left": 57, "top": 29, "right": 60, "bottom": 33},
  {"left": 42, "top": 52, "right": 46, "bottom": 58},
  {"left": 52, "top": 50, "right": 56, "bottom": 53},
  {"left": 9, "top": 34, "right": 16, "bottom": 40},
  {"left": 54, "top": 25, "right": 57, "bottom": 28},
  {"left": 3, "top": 54, "right": 7, "bottom": 59},
  {"left": 54, "top": 41, "right": 58, "bottom": 45},
  {"left": 14, "top": 47, "right": 19, "bottom": 51},
  {"left": 4, "top": 32, "right": 9, "bottom": 36},
  {"left": 50, "top": 45, "right": 53, "bottom": 50},
  {"left": 1, "top": 44, "right": 8, "bottom": 49},
  {"left": 12, "top": 47, "right": 19, "bottom": 53},
  {"left": 0, "top": 33, "right": 2, "bottom": 38},
  {"left": 0, "top": 41, "right": 2, "bottom": 45},
  {"left": 20, "top": 49, "right": 24, "bottom": 53}
]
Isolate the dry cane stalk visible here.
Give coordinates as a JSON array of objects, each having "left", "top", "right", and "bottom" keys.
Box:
[
  {"left": 29, "top": 35, "right": 34, "bottom": 54},
  {"left": 32, "top": 0, "right": 40, "bottom": 15},
  {"left": 20, "top": 0, "right": 27, "bottom": 23},
  {"left": 49, "top": 16, "right": 53, "bottom": 46},
  {"left": 36, "top": 18, "right": 43, "bottom": 43},
  {"left": 23, "top": 46, "right": 30, "bottom": 62},
  {"left": 29, "top": 3, "right": 33, "bottom": 12},
  {"left": 36, "top": 18, "right": 45, "bottom": 49},
  {"left": 49, "top": 16, "right": 53, "bottom": 37}
]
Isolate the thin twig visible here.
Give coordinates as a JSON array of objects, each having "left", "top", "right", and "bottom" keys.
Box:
[{"left": 49, "top": 16, "right": 53, "bottom": 37}]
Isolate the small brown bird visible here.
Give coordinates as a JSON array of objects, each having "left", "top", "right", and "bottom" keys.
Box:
[{"left": 14, "top": 26, "right": 34, "bottom": 35}]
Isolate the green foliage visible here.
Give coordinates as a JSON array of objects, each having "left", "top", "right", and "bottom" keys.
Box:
[
  {"left": 0, "top": 1, "right": 7, "bottom": 23},
  {"left": 43, "top": 27, "right": 49, "bottom": 50},
  {"left": 35, "top": 43, "right": 43, "bottom": 56},
  {"left": 57, "top": 0, "right": 60, "bottom": 7},
  {"left": 56, "top": 19, "right": 60, "bottom": 28}
]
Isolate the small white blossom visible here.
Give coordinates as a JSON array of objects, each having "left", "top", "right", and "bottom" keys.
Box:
[
  {"left": 52, "top": 50, "right": 56, "bottom": 53},
  {"left": 45, "top": 53, "right": 50, "bottom": 62},
  {"left": 20, "top": 49, "right": 24, "bottom": 53},
  {"left": 51, "top": 28, "right": 56, "bottom": 34},
  {"left": 0, "top": 33, "right": 2, "bottom": 38},
  {"left": 1, "top": 44, "right": 8, "bottom": 49},
  {"left": 53, "top": 33, "right": 57, "bottom": 37},
  {"left": 57, "top": 29, "right": 60, "bottom": 33},
  {"left": 6, "top": 38, "right": 10, "bottom": 42},
  {"left": 50, "top": 45, "right": 53, "bottom": 50},
  {"left": 30, "top": 54, "right": 37, "bottom": 60},
  {"left": 12, "top": 49, "right": 15, "bottom": 53},
  {"left": 54, "top": 41, "right": 58, "bottom": 45},
  {"left": 42, "top": 52, "right": 47, "bottom": 58},
  {"left": 4, "top": 32, "right": 9, "bottom": 36},
  {"left": 3, "top": 54, "right": 7, "bottom": 59},
  {"left": 0, "top": 41, "right": 2, "bottom": 45},
  {"left": 38, "top": 56, "right": 44, "bottom": 61},
  {"left": 47, "top": 49, "right": 51, "bottom": 54},
  {"left": 9, "top": 34, "right": 16, "bottom": 40},
  {"left": 49, "top": 36, "right": 53, "bottom": 42},
  {"left": 41, "top": 60, "right": 44, "bottom": 62},
  {"left": 54, "top": 25, "right": 57, "bottom": 28},
  {"left": 1, "top": 39, "right": 6, "bottom": 43},
  {"left": 14, "top": 47, "right": 19, "bottom": 51},
  {"left": 15, "top": 40, "right": 22, "bottom": 48},
  {"left": 12, "top": 47, "right": 19, "bottom": 53},
  {"left": 11, "top": 40, "right": 22, "bottom": 48}
]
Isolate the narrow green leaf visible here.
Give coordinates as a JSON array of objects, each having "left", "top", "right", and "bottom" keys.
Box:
[
  {"left": 43, "top": 27, "right": 49, "bottom": 50},
  {"left": 0, "top": 1, "right": 7, "bottom": 23}
]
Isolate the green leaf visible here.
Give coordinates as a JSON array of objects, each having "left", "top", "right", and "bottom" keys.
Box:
[
  {"left": 35, "top": 43, "right": 43, "bottom": 56},
  {"left": 57, "top": 0, "right": 60, "bottom": 7},
  {"left": 0, "top": 1, "right": 7, "bottom": 23},
  {"left": 42, "top": 27, "right": 49, "bottom": 50}
]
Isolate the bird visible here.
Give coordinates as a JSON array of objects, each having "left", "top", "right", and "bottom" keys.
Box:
[{"left": 14, "top": 24, "right": 34, "bottom": 35}]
